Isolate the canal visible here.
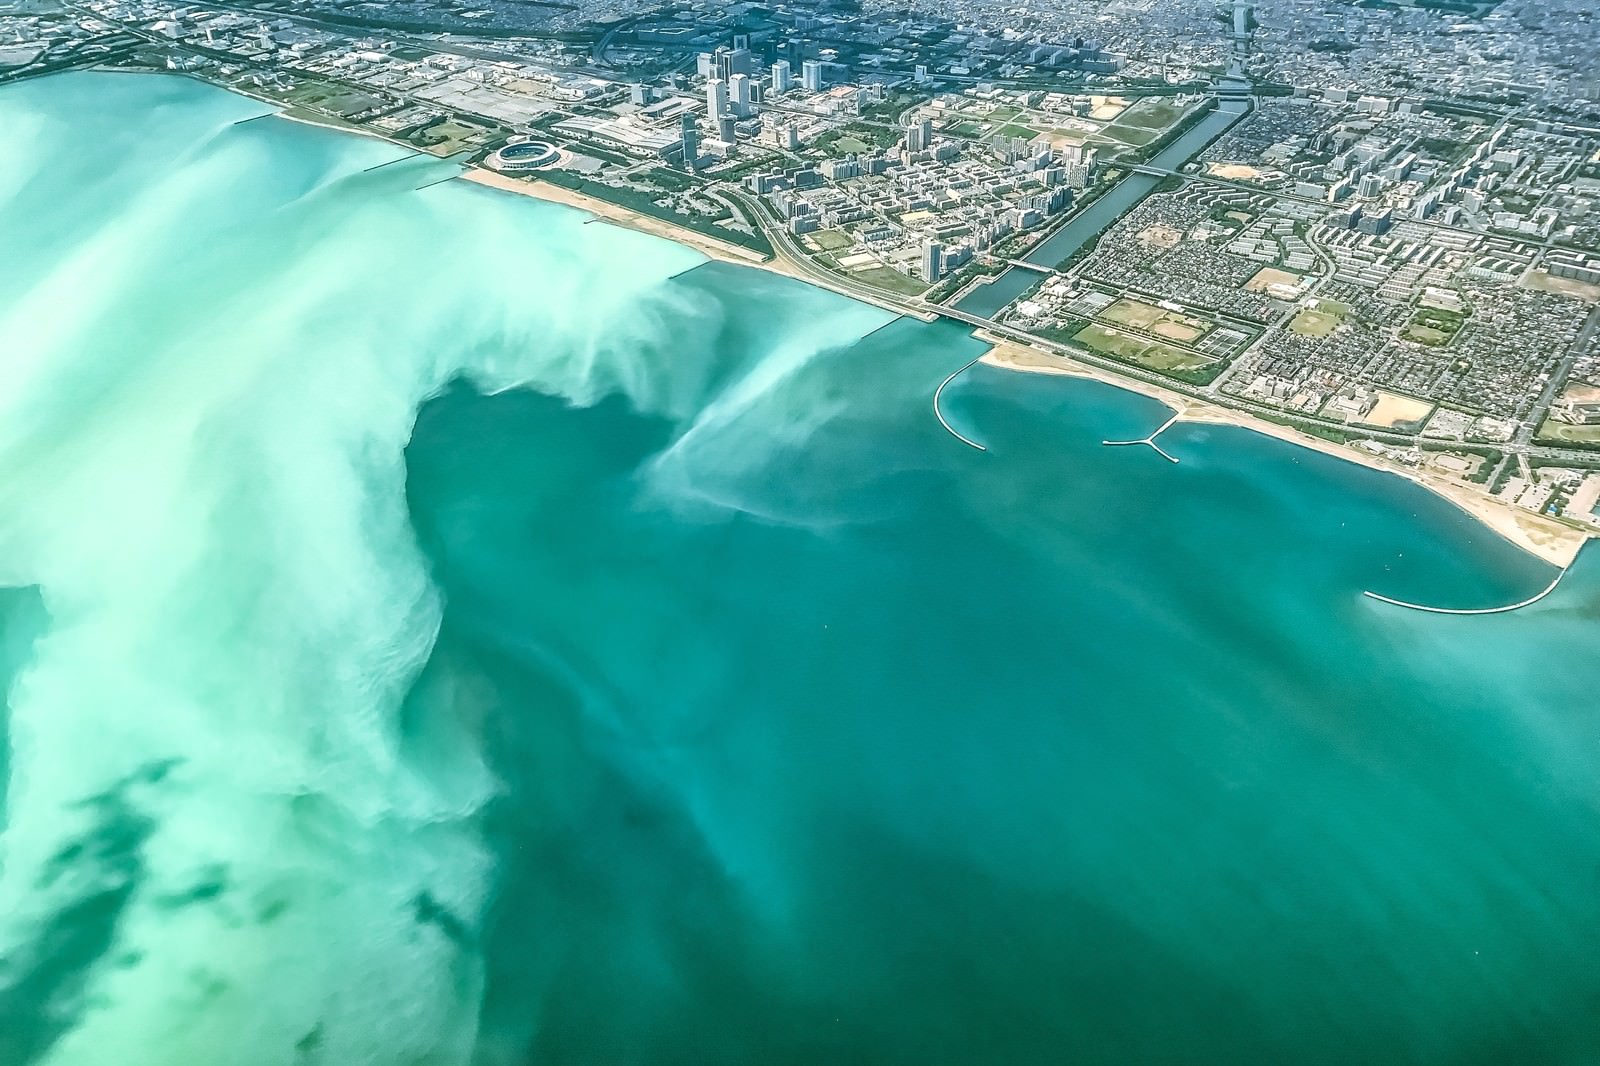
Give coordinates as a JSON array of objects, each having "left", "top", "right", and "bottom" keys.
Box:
[{"left": 952, "top": 99, "right": 1250, "bottom": 319}]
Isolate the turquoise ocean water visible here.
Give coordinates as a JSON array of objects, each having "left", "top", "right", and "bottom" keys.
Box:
[{"left": 1, "top": 72, "right": 1598, "bottom": 1066}]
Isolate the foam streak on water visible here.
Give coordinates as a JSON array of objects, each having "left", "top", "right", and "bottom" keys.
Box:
[{"left": 0, "top": 72, "right": 889, "bottom": 1065}]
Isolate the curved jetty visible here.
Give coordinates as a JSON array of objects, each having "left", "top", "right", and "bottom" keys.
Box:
[
  {"left": 933, "top": 356, "right": 988, "bottom": 452},
  {"left": 1363, "top": 567, "right": 1568, "bottom": 616}
]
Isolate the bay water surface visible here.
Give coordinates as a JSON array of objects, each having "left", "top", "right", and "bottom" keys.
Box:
[{"left": 1, "top": 72, "right": 1598, "bottom": 1066}]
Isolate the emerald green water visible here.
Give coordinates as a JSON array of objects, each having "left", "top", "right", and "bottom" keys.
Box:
[{"left": 1, "top": 72, "right": 1598, "bottom": 1066}]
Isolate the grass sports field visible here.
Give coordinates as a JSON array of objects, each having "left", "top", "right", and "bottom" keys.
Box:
[
  {"left": 1536, "top": 420, "right": 1600, "bottom": 445},
  {"left": 1401, "top": 306, "right": 1468, "bottom": 347},
  {"left": 1100, "top": 298, "right": 1210, "bottom": 344},
  {"left": 1074, "top": 323, "right": 1217, "bottom": 373}
]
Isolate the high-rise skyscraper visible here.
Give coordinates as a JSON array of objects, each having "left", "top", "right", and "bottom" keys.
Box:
[
  {"left": 922, "top": 240, "right": 943, "bottom": 282},
  {"left": 802, "top": 60, "right": 824, "bottom": 92},
  {"left": 729, "top": 73, "right": 753, "bottom": 118},
  {"left": 718, "top": 115, "right": 737, "bottom": 143},
  {"left": 679, "top": 113, "right": 700, "bottom": 168},
  {"left": 906, "top": 117, "right": 933, "bottom": 152},
  {"left": 727, "top": 47, "right": 754, "bottom": 76},
  {"left": 732, "top": 32, "right": 750, "bottom": 51},
  {"left": 706, "top": 77, "right": 728, "bottom": 125},
  {"left": 771, "top": 59, "right": 792, "bottom": 93}
]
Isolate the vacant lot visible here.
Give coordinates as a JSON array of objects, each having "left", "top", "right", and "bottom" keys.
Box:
[
  {"left": 1119, "top": 97, "right": 1184, "bottom": 130},
  {"left": 1364, "top": 391, "right": 1435, "bottom": 430},
  {"left": 1207, "top": 163, "right": 1264, "bottom": 181},
  {"left": 810, "top": 229, "right": 853, "bottom": 252},
  {"left": 1092, "top": 123, "right": 1160, "bottom": 148},
  {"left": 1138, "top": 224, "right": 1183, "bottom": 248},
  {"left": 1558, "top": 382, "right": 1600, "bottom": 407},
  {"left": 850, "top": 265, "right": 928, "bottom": 296},
  {"left": 1101, "top": 298, "right": 1165, "bottom": 328},
  {"left": 1522, "top": 270, "right": 1600, "bottom": 303},
  {"left": 285, "top": 82, "right": 383, "bottom": 120},
  {"left": 993, "top": 122, "right": 1041, "bottom": 141},
  {"left": 1245, "top": 267, "right": 1303, "bottom": 294},
  {"left": 409, "top": 118, "right": 494, "bottom": 156}
]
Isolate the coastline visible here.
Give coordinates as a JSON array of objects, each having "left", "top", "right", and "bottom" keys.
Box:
[
  {"left": 978, "top": 340, "right": 1595, "bottom": 570},
  {"left": 457, "top": 168, "right": 932, "bottom": 320},
  {"left": 96, "top": 67, "right": 412, "bottom": 149},
  {"left": 81, "top": 71, "right": 1591, "bottom": 571},
  {"left": 272, "top": 106, "right": 405, "bottom": 147},
  {"left": 461, "top": 168, "right": 799, "bottom": 277},
  {"left": 85, "top": 71, "right": 924, "bottom": 318}
]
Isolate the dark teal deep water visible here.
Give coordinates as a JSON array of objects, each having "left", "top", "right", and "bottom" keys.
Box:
[{"left": 1, "top": 72, "right": 1598, "bottom": 1066}]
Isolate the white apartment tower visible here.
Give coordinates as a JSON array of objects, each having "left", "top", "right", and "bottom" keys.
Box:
[
  {"left": 706, "top": 77, "right": 728, "bottom": 125},
  {"left": 729, "top": 73, "right": 753, "bottom": 117}
]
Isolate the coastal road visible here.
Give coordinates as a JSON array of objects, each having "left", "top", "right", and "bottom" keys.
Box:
[{"left": 721, "top": 189, "right": 937, "bottom": 319}]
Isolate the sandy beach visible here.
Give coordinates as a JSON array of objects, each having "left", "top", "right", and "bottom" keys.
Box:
[
  {"left": 232, "top": 93, "right": 1600, "bottom": 571},
  {"left": 464, "top": 168, "right": 791, "bottom": 271},
  {"left": 230, "top": 89, "right": 923, "bottom": 318},
  {"left": 978, "top": 339, "right": 1595, "bottom": 570},
  {"left": 458, "top": 168, "right": 932, "bottom": 319}
]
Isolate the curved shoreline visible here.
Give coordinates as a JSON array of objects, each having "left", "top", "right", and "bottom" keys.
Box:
[
  {"left": 460, "top": 167, "right": 779, "bottom": 270},
  {"left": 88, "top": 72, "right": 1593, "bottom": 575},
  {"left": 976, "top": 341, "right": 1596, "bottom": 570}
]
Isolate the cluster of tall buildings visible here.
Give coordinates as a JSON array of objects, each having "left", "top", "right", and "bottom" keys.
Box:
[
  {"left": 705, "top": 73, "right": 754, "bottom": 125},
  {"left": 681, "top": 40, "right": 838, "bottom": 169},
  {"left": 696, "top": 43, "right": 826, "bottom": 98},
  {"left": 905, "top": 118, "right": 933, "bottom": 153}
]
